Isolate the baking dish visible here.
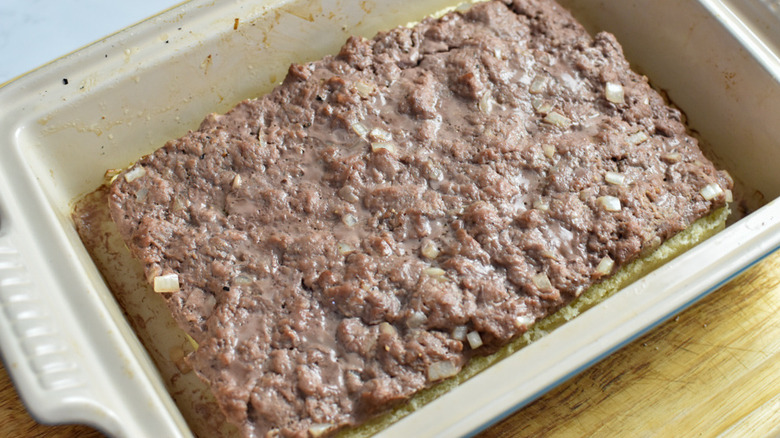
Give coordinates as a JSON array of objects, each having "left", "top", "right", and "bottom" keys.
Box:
[{"left": 1, "top": 0, "right": 779, "bottom": 437}]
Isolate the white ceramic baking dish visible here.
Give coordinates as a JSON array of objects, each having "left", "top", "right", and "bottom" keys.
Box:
[{"left": 1, "top": 0, "right": 779, "bottom": 436}]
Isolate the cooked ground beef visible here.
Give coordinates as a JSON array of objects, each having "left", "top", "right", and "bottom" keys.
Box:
[{"left": 108, "top": 0, "right": 731, "bottom": 436}]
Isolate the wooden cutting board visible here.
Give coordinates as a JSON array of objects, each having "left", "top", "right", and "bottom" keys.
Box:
[{"left": 2, "top": 249, "right": 779, "bottom": 438}]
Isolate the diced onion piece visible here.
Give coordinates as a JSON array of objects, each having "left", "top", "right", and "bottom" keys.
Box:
[
  {"left": 597, "top": 195, "right": 621, "bottom": 212},
  {"left": 172, "top": 196, "right": 187, "bottom": 211},
  {"left": 426, "top": 160, "right": 443, "bottom": 181},
  {"left": 423, "top": 267, "right": 446, "bottom": 277},
  {"left": 532, "top": 272, "right": 553, "bottom": 292},
  {"left": 371, "top": 142, "right": 396, "bottom": 153},
  {"left": 407, "top": 310, "right": 427, "bottom": 329},
  {"left": 466, "top": 331, "right": 483, "bottom": 349},
  {"left": 544, "top": 111, "right": 571, "bottom": 128},
  {"left": 725, "top": 189, "right": 734, "bottom": 203},
  {"left": 379, "top": 322, "right": 396, "bottom": 336},
  {"left": 627, "top": 131, "right": 648, "bottom": 145},
  {"left": 338, "top": 186, "right": 360, "bottom": 203},
  {"left": 342, "top": 213, "right": 358, "bottom": 227},
  {"left": 452, "top": 325, "right": 468, "bottom": 341},
  {"left": 337, "top": 242, "right": 355, "bottom": 256},
  {"left": 104, "top": 168, "right": 122, "bottom": 184},
  {"left": 427, "top": 360, "right": 459, "bottom": 381},
  {"left": 529, "top": 76, "right": 546, "bottom": 94},
  {"left": 661, "top": 152, "right": 682, "bottom": 163},
  {"left": 351, "top": 121, "right": 369, "bottom": 138},
  {"left": 533, "top": 198, "right": 549, "bottom": 211},
  {"left": 478, "top": 92, "right": 493, "bottom": 115},
  {"left": 605, "top": 82, "right": 625, "bottom": 104},
  {"left": 421, "top": 240, "right": 440, "bottom": 259},
  {"left": 369, "top": 127, "right": 392, "bottom": 142},
  {"left": 605, "top": 171, "right": 626, "bottom": 186},
  {"left": 308, "top": 423, "right": 335, "bottom": 437},
  {"left": 154, "top": 274, "right": 180, "bottom": 293},
  {"left": 595, "top": 255, "right": 614, "bottom": 276},
  {"left": 542, "top": 144, "right": 556, "bottom": 158},
  {"left": 515, "top": 315, "right": 535, "bottom": 329},
  {"left": 700, "top": 183, "right": 723, "bottom": 201},
  {"left": 354, "top": 80, "right": 375, "bottom": 98},
  {"left": 135, "top": 187, "right": 148, "bottom": 202},
  {"left": 231, "top": 174, "right": 242, "bottom": 189},
  {"left": 124, "top": 166, "right": 146, "bottom": 182},
  {"left": 234, "top": 275, "right": 253, "bottom": 285},
  {"left": 532, "top": 97, "right": 553, "bottom": 114}
]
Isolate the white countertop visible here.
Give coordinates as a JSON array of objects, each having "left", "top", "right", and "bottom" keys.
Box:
[{"left": 0, "top": 0, "right": 181, "bottom": 84}]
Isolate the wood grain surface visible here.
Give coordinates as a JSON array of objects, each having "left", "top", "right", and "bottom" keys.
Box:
[{"left": 2, "top": 249, "right": 779, "bottom": 438}]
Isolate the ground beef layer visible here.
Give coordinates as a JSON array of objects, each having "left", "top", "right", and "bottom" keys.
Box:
[{"left": 108, "top": 1, "right": 732, "bottom": 436}]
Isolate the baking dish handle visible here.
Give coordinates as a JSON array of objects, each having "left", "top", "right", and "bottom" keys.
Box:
[
  {"left": 0, "top": 178, "right": 191, "bottom": 437},
  {"left": 0, "top": 219, "right": 120, "bottom": 434},
  {"left": 0, "top": 162, "right": 194, "bottom": 438}
]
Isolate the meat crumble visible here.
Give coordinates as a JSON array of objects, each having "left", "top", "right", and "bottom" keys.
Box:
[{"left": 108, "top": 1, "right": 732, "bottom": 436}]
